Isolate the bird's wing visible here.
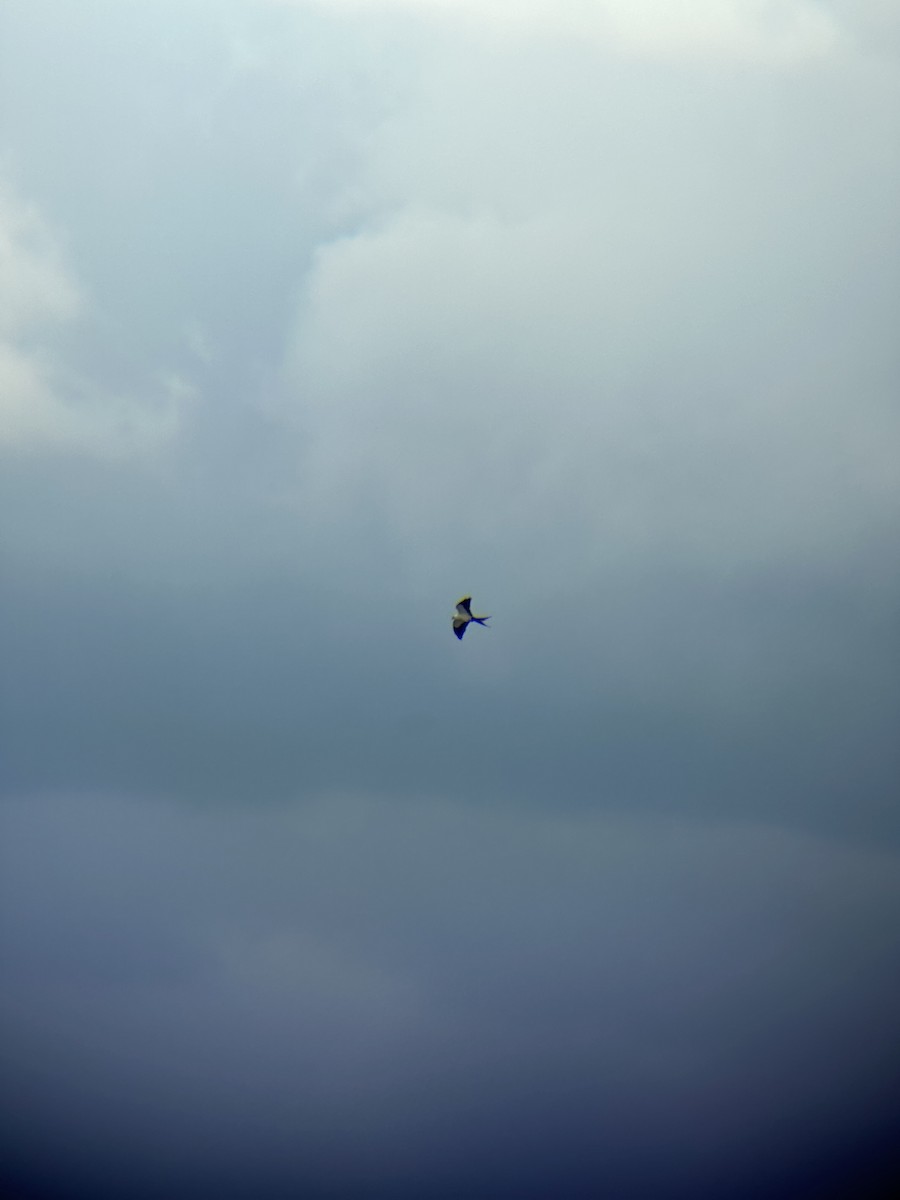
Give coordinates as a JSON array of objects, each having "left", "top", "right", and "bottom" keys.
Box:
[
  {"left": 453, "top": 620, "right": 467, "bottom": 639},
  {"left": 456, "top": 597, "right": 473, "bottom": 616}
]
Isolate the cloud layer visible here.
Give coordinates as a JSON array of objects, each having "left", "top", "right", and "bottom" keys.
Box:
[
  {"left": 1, "top": 1, "right": 899, "bottom": 1196},
  {"left": 3, "top": 792, "right": 899, "bottom": 1198}
]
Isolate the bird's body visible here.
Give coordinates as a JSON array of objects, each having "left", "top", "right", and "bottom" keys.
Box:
[{"left": 453, "top": 596, "right": 490, "bottom": 639}]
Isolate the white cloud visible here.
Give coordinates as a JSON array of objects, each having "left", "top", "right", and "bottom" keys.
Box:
[
  {"left": 283, "top": 0, "right": 840, "bottom": 65},
  {"left": 283, "top": 190, "right": 899, "bottom": 585},
  {"left": 267, "top": 0, "right": 898, "bottom": 592},
  {"left": 0, "top": 184, "right": 195, "bottom": 459},
  {"left": 0, "top": 190, "right": 81, "bottom": 336}
]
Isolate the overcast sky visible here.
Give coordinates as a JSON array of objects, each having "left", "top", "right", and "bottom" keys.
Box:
[{"left": 2, "top": 2, "right": 899, "bottom": 1197}]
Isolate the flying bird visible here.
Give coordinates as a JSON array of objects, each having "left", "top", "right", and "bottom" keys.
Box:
[{"left": 453, "top": 596, "right": 491, "bottom": 640}]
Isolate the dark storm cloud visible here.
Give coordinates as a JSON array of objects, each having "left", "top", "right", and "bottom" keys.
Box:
[{"left": 2, "top": 792, "right": 899, "bottom": 1199}]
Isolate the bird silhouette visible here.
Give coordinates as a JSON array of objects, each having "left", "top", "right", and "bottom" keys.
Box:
[{"left": 452, "top": 596, "right": 491, "bottom": 640}]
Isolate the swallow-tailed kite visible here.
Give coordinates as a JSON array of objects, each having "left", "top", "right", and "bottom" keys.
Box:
[{"left": 453, "top": 596, "right": 490, "bottom": 640}]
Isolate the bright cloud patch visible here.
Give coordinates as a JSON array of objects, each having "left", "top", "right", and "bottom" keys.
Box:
[
  {"left": 291, "top": 0, "right": 839, "bottom": 64},
  {"left": 0, "top": 185, "right": 193, "bottom": 458}
]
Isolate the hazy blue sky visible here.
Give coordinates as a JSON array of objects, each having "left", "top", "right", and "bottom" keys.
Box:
[{"left": 2, "top": 2, "right": 899, "bottom": 1197}]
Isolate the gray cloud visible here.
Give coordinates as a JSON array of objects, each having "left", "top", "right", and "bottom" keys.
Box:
[
  {"left": 1, "top": 1, "right": 899, "bottom": 1196},
  {"left": 2, "top": 792, "right": 899, "bottom": 1199}
]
